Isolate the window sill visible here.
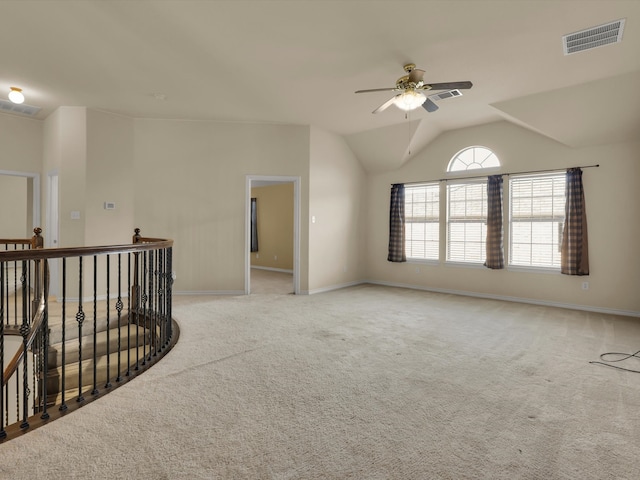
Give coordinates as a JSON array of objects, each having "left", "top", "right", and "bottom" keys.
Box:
[
  {"left": 445, "top": 261, "right": 486, "bottom": 269},
  {"left": 406, "top": 258, "right": 440, "bottom": 266},
  {"left": 507, "top": 265, "right": 561, "bottom": 275}
]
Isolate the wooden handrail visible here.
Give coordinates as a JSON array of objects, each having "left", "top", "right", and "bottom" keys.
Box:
[
  {"left": 0, "top": 227, "right": 44, "bottom": 249},
  {"left": 1, "top": 265, "right": 47, "bottom": 388},
  {"left": 0, "top": 239, "right": 173, "bottom": 262}
]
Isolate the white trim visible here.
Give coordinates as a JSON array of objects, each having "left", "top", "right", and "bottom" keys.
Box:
[
  {"left": 246, "top": 175, "right": 300, "bottom": 295},
  {"left": 0, "top": 169, "right": 41, "bottom": 230},
  {"left": 365, "top": 280, "right": 640, "bottom": 317},
  {"left": 303, "top": 281, "right": 364, "bottom": 296},
  {"left": 174, "top": 290, "right": 245, "bottom": 296},
  {"left": 251, "top": 266, "right": 294, "bottom": 274}
]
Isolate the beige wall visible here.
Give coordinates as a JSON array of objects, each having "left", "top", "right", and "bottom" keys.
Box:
[
  {"left": 0, "top": 113, "right": 42, "bottom": 173},
  {"left": 250, "top": 183, "right": 294, "bottom": 270},
  {"left": 85, "top": 109, "right": 135, "bottom": 246},
  {"left": 0, "top": 176, "right": 27, "bottom": 237},
  {"left": 43, "top": 107, "right": 87, "bottom": 248},
  {"left": 133, "top": 119, "right": 310, "bottom": 294},
  {"left": 365, "top": 121, "right": 640, "bottom": 314},
  {"left": 2, "top": 109, "right": 638, "bottom": 313},
  {"left": 308, "top": 126, "right": 367, "bottom": 293},
  {"left": 0, "top": 113, "right": 43, "bottom": 232}
]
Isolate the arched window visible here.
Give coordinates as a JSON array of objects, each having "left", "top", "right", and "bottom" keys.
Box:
[
  {"left": 446, "top": 146, "right": 500, "bottom": 264},
  {"left": 448, "top": 146, "right": 500, "bottom": 172}
]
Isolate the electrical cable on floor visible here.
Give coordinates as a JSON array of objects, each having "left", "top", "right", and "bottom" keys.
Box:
[{"left": 589, "top": 349, "right": 640, "bottom": 373}]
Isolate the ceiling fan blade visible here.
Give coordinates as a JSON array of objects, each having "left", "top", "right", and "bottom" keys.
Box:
[
  {"left": 423, "top": 81, "right": 473, "bottom": 91},
  {"left": 355, "top": 87, "right": 399, "bottom": 94},
  {"left": 423, "top": 97, "right": 439, "bottom": 113},
  {"left": 372, "top": 96, "right": 398, "bottom": 114},
  {"left": 408, "top": 68, "right": 425, "bottom": 84}
]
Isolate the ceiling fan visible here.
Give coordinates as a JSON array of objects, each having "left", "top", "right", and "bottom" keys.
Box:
[{"left": 355, "top": 63, "right": 472, "bottom": 114}]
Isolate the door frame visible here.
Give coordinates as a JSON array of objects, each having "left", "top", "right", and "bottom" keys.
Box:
[
  {"left": 245, "top": 175, "right": 300, "bottom": 295},
  {"left": 46, "top": 170, "right": 60, "bottom": 297}
]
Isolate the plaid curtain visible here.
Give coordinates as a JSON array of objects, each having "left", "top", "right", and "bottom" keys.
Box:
[
  {"left": 561, "top": 168, "right": 589, "bottom": 275},
  {"left": 387, "top": 184, "right": 406, "bottom": 263},
  {"left": 250, "top": 198, "right": 259, "bottom": 252},
  {"left": 484, "top": 175, "right": 504, "bottom": 269}
]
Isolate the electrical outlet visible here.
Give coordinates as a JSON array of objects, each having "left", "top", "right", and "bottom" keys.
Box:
[
  {"left": 274, "top": 255, "right": 278, "bottom": 261},
  {"left": 582, "top": 281, "right": 589, "bottom": 290}
]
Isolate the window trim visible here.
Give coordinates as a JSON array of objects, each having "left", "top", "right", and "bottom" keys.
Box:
[
  {"left": 404, "top": 182, "right": 440, "bottom": 261},
  {"left": 507, "top": 171, "right": 566, "bottom": 271},
  {"left": 445, "top": 178, "right": 488, "bottom": 265}
]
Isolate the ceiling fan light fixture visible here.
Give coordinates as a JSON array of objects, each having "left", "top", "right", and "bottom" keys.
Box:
[
  {"left": 8, "top": 87, "right": 25, "bottom": 104},
  {"left": 393, "top": 89, "right": 426, "bottom": 111}
]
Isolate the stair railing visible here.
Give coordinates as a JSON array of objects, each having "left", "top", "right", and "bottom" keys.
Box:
[{"left": 0, "top": 228, "right": 177, "bottom": 442}]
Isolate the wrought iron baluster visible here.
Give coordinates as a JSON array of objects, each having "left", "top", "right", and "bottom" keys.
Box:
[
  {"left": 91, "top": 256, "right": 98, "bottom": 396},
  {"left": 0, "top": 260, "right": 5, "bottom": 439},
  {"left": 166, "top": 247, "right": 173, "bottom": 341},
  {"left": 147, "top": 250, "right": 154, "bottom": 360},
  {"left": 20, "top": 260, "right": 30, "bottom": 429},
  {"left": 76, "top": 257, "right": 85, "bottom": 403},
  {"left": 126, "top": 253, "right": 132, "bottom": 377},
  {"left": 60, "top": 258, "right": 67, "bottom": 412},
  {"left": 105, "top": 255, "right": 112, "bottom": 389},
  {"left": 116, "top": 254, "right": 123, "bottom": 383}
]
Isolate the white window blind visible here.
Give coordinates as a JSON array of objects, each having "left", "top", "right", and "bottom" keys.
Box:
[
  {"left": 447, "top": 181, "right": 487, "bottom": 263},
  {"left": 405, "top": 183, "right": 439, "bottom": 260},
  {"left": 509, "top": 173, "right": 565, "bottom": 268}
]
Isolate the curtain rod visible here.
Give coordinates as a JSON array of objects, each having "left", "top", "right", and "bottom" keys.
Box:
[{"left": 396, "top": 164, "right": 600, "bottom": 187}]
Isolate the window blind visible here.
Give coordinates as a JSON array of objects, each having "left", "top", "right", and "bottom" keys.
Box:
[
  {"left": 509, "top": 173, "right": 565, "bottom": 268},
  {"left": 405, "top": 183, "right": 439, "bottom": 260}
]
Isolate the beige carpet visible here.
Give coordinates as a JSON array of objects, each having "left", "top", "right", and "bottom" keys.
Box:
[
  {"left": 1, "top": 284, "right": 640, "bottom": 479},
  {"left": 251, "top": 268, "right": 294, "bottom": 294}
]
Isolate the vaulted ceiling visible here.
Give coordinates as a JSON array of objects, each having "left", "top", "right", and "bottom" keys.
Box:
[{"left": 3, "top": 1, "right": 639, "bottom": 172}]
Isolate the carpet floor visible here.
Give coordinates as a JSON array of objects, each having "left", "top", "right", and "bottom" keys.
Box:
[{"left": 1, "top": 284, "right": 639, "bottom": 479}]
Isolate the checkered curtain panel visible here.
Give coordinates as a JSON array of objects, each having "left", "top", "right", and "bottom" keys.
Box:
[
  {"left": 387, "top": 183, "right": 406, "bottom": 263},
  {"left": 561, "top": 168, "right": 589, "bottom": 275},
  {"left": 484, "top": 175, "right": 505, "bottom": 269}
]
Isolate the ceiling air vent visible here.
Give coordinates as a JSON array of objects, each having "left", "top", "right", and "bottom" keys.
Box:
[
  {"left": 0, "top": 99, "right": 42, "bottom": 117},
  {"left": 563, "top": 18, "right": 625, "bottom": 55},
  {"left": 428, "top": 89, "right": 462, "bottom": 102}
]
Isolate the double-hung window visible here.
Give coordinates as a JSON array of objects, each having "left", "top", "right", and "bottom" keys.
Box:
[
  {"left": 447, "top": 181, "right": 487, "bottom": 263},
  {"left": 509, "top": 173, "right": 565, "bottom": 269},
  {"left": 405, "top": 183, "right": 439, "bottom": 260}
]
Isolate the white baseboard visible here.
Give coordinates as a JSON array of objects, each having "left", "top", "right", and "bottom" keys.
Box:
[
  {"left": 365, "top": 280, "right": 640, "bottom": 317},
  {"left": 174, "top": 290, "right": 245, "bottom": 296},
  {"left": 302, "top": 281, "right": 364, "bottom": 296},
  {"left": 251, "top": 266, "right": 293, "bottom": 274}
]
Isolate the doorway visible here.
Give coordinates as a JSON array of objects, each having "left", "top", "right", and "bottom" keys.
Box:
[{"left": 245, "top": 176, "right": 300, "bottom": 295}]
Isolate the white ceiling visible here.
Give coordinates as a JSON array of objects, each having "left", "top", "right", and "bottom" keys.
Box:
[{"left": 2, "top": 1, "right": 639, "bottom": 172}]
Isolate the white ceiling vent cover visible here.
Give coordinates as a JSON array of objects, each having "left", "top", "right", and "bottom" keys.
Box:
[
  {"left": 0, "top": 99, "right": 41, "bottom": 116},
  {"left": 429, "top": 89, "right": 462, "bottom": 102},
  {"left": 563, "top": 18, "right": 625, "bottom": 55}
]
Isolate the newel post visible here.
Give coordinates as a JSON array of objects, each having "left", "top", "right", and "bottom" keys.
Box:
[
  {"left": 31, "top": 227, "right": 44, "bottom": 249},
  {"left": 131, "top": 228, "right": 141, "bottom": 313}
]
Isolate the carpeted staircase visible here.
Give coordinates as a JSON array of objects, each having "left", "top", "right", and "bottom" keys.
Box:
[{"left": 44, "top": 309, "right": 150, "bottom": 406}]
